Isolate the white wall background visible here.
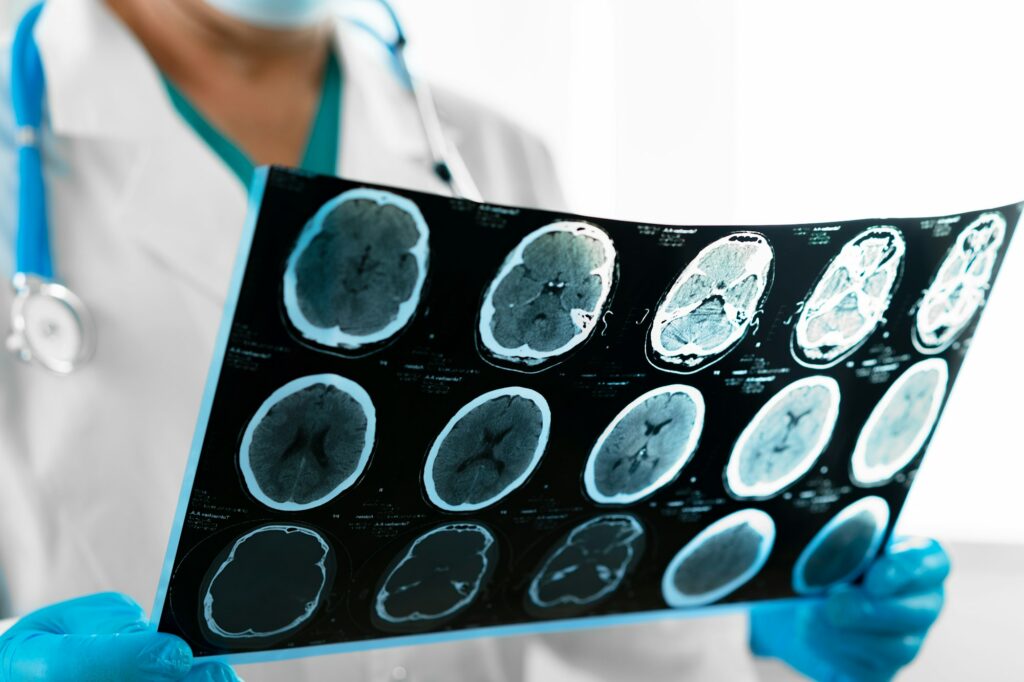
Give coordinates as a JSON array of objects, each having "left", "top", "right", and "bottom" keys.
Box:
[{"left": 2, "top": 0, "right": 1021, "bottom": 544}]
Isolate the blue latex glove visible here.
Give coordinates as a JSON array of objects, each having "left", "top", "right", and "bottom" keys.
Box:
[
  {"left": 0, "top": 592, "right": 239, "bottom": 681},
  {"left": 751, "top": 537, "right": 950, "bottom": 682}
]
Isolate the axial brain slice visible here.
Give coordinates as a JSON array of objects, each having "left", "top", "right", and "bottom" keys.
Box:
[
  {"left": 240, "top": 374, "right": 375, "bottom": 511},
  {"left": 914, "top": 212, "right": 1007, "bottom": 353},
  {"left": 424, "top": 388, "right": 550, "bottom": 512},
  {"left": 651, "top": 232, "right": 774, "bottom": 372},
  {"left": 202, "top": 525, "right": 332, "bottom": 645},
  {"left": 479, "top": 222, "right": 616, "bottom": 369},
  {"left": 793, "top": 497, "right": 889, "bottom": 594},
  {"left": 528, "top": 515, "right": 644, "bottom": 612},
  {"left": 283, "top": 188, "right": 429, "bottom": 350},
  {"left": 374, "top": 523, "right": 496, "bottom": 630},
  {"left": 584, "top": 385, "right": 705, "bottom": 505},
  {"left": 794, "top": 227, "right": 905, "bottom": 366},
  {"left": 851, "top": 359, "right": 948, "bottom": 486},
  {"left": 726, "top": 376, "right": 840, "bottom": 499},
  {"left": 662, "top": 509, "right": 775, "bottom": 608}
]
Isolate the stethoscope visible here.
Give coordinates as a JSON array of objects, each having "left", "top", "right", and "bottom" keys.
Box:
[{"left": 5, "top": 0, "right": 481, "bottom": 376}]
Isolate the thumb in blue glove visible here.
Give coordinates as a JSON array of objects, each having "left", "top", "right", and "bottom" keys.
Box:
[
  {"left": 750, "top": 537, "right": 950, "bottom": 682},
  {"left": 0, "top": 592, "right": 239, "bottom": 681}
]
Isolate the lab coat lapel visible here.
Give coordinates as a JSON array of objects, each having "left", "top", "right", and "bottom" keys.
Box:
[{"left": 36, "top": 0, "right": 252, "bottom": 302}]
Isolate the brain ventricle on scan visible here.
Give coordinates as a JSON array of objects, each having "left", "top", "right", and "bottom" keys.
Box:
[
  {"left": 478, "top": 221, "right": 617, "bottom": 371},
  {"left": 284, "top": 188, "right": 430, "bottom": 353}
]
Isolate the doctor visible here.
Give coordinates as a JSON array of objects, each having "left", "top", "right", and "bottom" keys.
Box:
[{"left": 0, "top": 0, "right": 948, "bottom": 680}]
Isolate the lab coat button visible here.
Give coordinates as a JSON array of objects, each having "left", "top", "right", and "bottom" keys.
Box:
[{"left": 391, "top": 665, "right": 408, "bottom": 680}]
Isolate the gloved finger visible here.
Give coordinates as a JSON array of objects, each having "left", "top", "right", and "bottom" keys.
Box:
[
  {"left": 800, "top": 624, "right": 892, "bottom": 682},
  {"left": 864, "top": 537, "right": 950, "bottom": 597},
  {"left": 183, "top": 661, "right": 240, "bottom": 682},
  {"left": 808, "top": 623, "right": 924, "bottom": 674},
  {"left": 825, "top": 584, "right": 945, "bottom": 634},
  {"left": 10, "top": 592, "right": 149, "bottom": 636},
  {"left": 1, "top": 630, "right": 193, "bottom": 681}
]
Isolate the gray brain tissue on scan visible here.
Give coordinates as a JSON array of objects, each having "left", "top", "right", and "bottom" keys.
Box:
[
  {"left": 591, "top": 391, "right": 699, "bottom": 501},
  {"left": 729, "top": 379, "right": 837, "bottom": 497},
  {"left": 247, "top": 384, "right": 368, "bottom": 506},
  {"left": 375, "top": 524, "right": 496, "bottom": 631},
  {"left": 491, "top": 230, "right": 609, "bottom": 354},
  {"left": 799, "top": 511, "right": 879, "bottom": 590},
  {"left": 430, "top": 394, "right": 544, "bottom": 508},
  {"left": 863, "top": 371, "right": 940, "bottom": 470},
  {"left": 528, "top": 516, "right": 644, "bottom": 612},
  {"left": 671, "top": 524, "right": 762, "bottom": 597},
  {"left": 202, "top": 526, "right": 332, "bottom": 645},
  {"left": 295, "top": 198, "right": 421, "bottom": 336}
]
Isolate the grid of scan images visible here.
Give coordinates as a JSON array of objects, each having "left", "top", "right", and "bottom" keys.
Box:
[{"left": 155, "top": 167, "right": 1020, "bottom": 661}]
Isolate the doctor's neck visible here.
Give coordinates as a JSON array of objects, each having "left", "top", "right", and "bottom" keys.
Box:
[{"left": 105, "top": 0, "right": 333, "bottom": 167}]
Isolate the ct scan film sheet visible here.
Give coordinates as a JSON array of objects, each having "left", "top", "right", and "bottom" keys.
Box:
[{"left": 153, "top": 166, "right": 1019, "bottom": 663}]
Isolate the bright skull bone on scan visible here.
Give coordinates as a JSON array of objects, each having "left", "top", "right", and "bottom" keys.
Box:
[
  {"left": 851, "top": 358, "right": 948, "bottom": 487},
  {"left": 527, "top": 515, "right": 645, "bottom": 613},
  {"left": 583, "top": 385, "right": 705, "bottom": 505},
  {"left": 374, "top": 523, "right": 496, "bottom": 631},
  {"left": 239, "top": 374, "right": 376, "bottom": 511},
  {"left": 423, "top": 387, "right": 551, "bottom": 512},
  {"left": 650, "top": 232, "right": 774, "bottom": 373},
  {"left": 793, "top": 226, "right": 905, "bottom": 367},
  {"left": 725, "top": 376, "right": 841, "bottom": 500},
  {"left": 478, "top": 221, "right": 616, "bottom": 371},
  {"left": 662, "top": 509, "right": 776, "bottom": 608},
  {"left": 283, "top": 188, "right": 430, "bottom": 351},
  {"left": 913, "top": 212, "right": 1007, "bottom": 354},
  {"left": 792, "top": 496, "right": 890, "bottom": 595},
  {"left": 201, "top": 525, "right": 333, "bottom": 645}
]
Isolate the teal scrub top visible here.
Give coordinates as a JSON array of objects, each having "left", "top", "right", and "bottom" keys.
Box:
[{"left": 161, "top": 52, "right": 341, "bottom": 187}]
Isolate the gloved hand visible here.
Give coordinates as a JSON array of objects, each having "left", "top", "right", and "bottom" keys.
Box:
[
  {"left": 750, "top": 537, "right": 949, "bottom": 682},
  {"left": 0, "top": 592, "right": 240, "bottom": 681}
]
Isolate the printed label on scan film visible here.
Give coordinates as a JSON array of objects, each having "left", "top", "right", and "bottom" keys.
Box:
[{"left": 154, "top": 167, "right": 1020, "bottom": 664}]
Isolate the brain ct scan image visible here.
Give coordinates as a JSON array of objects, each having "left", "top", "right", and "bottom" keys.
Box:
[
  {"left": 478, "top": 221, "right": 616, "bottom": 371},
  {"left": 851, "top": 359, "right": 948, "bottom": 487},
  {"left": 793, "top": 227, "right": 906, "bottom": 367},
  {"left": 793, "top": 496, "right": 890, "bottom": 595},
  {"left": 583, "top": 385, "right": 705, "bottom": 505},
  {"left": 239, "top": 374, "right": 376, "bottom": 512},
  {"left": 283, "top": 188, "right": 429, "bottom": 351},
  {"left": 373, "top": 523, "right": 496, "bottom": 633},
  {"left": 526, "top": 515, "right": 644, "bottom": 616},
  {"left": 424, "top": 387, "right": 551, "bottom": 512},
  {"left": 662, "top": 509, "right": 775, "bottom": 608},
  {"left": 726, "top": 376, "right": 841, "bottom": 500},
  {"left": 914, "top": 212, "right": 1008, "bottom": 354},
  {"left": 649, "top": 232, "right": 774, "bottom": 373},
  {"left": 200, "top": 525, "right": 334, "bottom": 646}
]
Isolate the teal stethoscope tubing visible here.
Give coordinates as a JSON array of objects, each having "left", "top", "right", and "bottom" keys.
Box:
[{"left": 11, "top": 2, "right": 51, "bottom": 281}]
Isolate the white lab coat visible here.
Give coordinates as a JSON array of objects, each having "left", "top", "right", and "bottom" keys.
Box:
[{"left": 0, "top": 1, "right": 764, "bottom": 680}]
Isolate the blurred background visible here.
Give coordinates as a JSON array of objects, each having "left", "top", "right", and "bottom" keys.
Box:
[{"left": 2, "top": 0, "right": 1021, "bottom": 679}]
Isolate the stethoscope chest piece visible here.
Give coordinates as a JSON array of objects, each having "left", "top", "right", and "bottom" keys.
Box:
[{"left": 6, "top": 274, "right": 95, "bottom": 374}]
